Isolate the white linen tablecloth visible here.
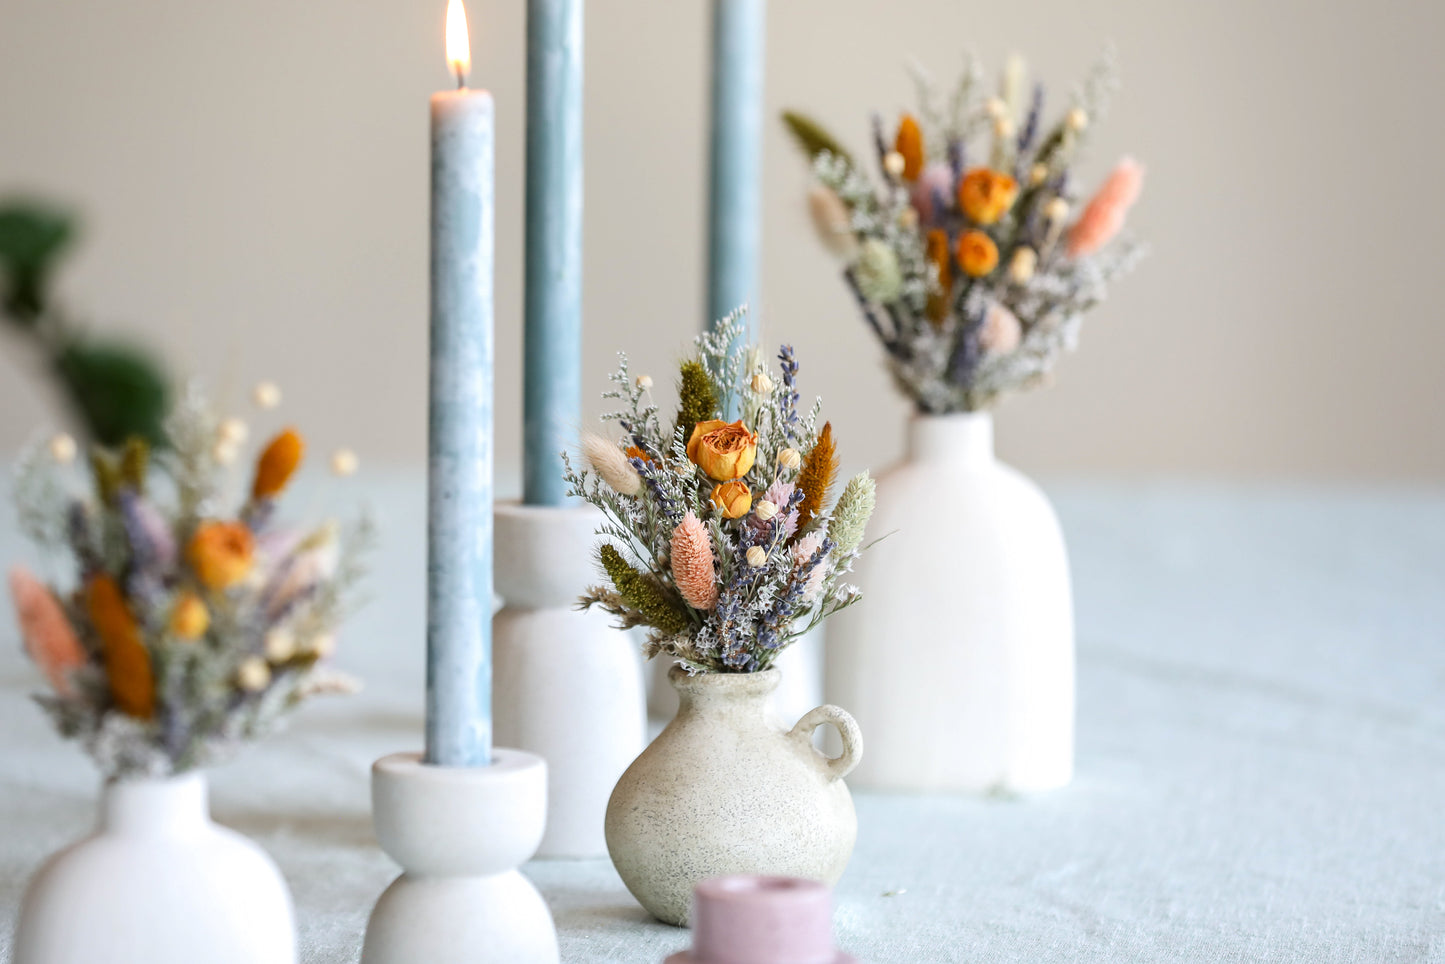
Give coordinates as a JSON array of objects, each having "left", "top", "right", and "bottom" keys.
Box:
[{"left": 1, "top": 474, "right": 1442, "bottom": 963}]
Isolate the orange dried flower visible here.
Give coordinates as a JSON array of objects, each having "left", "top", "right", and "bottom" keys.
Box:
[
  {"left": 957, "top": 168, "right": 1019, "bottom": 226},
  {"left": 710, "top": 480, "right": 753, "bottom": 519},
  {"left": 85, "top": 574, "right": 155, "bottom": 719},
  {"left": 187, "top": 521, "right": 255, "bottom": 590},
  {"left": 251, "top": 428, "right": 305, "bottom": 500},
  {"left": 795, "top": 422, "right": 838, "bottom": 533},
  {"left": 893, "top": 114, "right": 925, "bottom": 181},
  {"left": 670, "top": 511, "right": 718, "bottom": 610},
  {"left": 925, "top": 229, "right": 952, "bottom": 325},
  {"left": 956, "top": 231, "right": 1000, "bottom": 278},
  {"left": 624, "top": 445, "right": 653, "bottom": 465}
]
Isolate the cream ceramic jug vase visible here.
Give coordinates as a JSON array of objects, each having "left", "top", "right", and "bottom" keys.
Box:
[{"left": 605, "top": 666, "right": 861, "bottom": 926}]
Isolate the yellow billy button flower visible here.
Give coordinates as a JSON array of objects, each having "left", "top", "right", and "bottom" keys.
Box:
[
  {"left": 710, "top": 480, "right": 753, "bottom": 519},
  {"left": 745, "top": 546, "right": 768, "bottom": 568},
  {"left": 687, "top": 420, "right": 759, "bottom": 481},
  {"left": 169, "top": 592, "right": 210, "bottom": 640}
]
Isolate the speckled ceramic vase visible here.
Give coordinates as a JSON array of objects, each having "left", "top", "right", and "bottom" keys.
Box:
[{"left": 606, "top": 666, "right": 862, "bottom": 926}]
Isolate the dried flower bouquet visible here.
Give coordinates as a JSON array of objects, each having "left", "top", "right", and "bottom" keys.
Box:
[
  {"left": 8, "top": 383, "right": 371, "bottom": 779},
  {"left": 785, "top": 49, "right": 1146, "bottom": 413},
  {"left": 566, "top": 314, "right": 876, "bottom": 674}
]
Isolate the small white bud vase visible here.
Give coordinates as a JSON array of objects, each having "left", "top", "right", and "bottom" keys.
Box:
[
  {"left": 13, "top": 771, "right": 296, "bottom": 964},
  {"left": 493, "top": 501, "right": 646, "bottom": 858},
  {"left": 826, "top": 411, "right": 1074, "bottom": 792},
  {"left": 606, "top": 666, "right": 861, "bottom": 926}
]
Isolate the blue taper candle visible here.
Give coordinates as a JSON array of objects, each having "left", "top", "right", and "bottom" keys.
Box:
[
  {"left": 425, "top": 0, "right": 494, "bottom": 767},
  {"left": 523, "top": 0, "right": 584, "bottom": 506},
  {"left": 707, "top": 0, "right": 765, "bottom": 348}
]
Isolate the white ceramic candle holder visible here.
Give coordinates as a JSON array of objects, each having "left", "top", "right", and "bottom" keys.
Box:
[
  {"left": 494, "top": 501, "right": 646, "bottom": 858},
  {"left": 360, "top": 751, "right": 558, "bottom": 964}
]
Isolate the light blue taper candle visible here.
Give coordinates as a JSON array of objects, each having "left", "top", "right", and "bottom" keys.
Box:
[
  {"left": 523, "top": 0, "right": 584, "bottom": 506},
  {"left": 425, "top": 0, "right": 494, "bottom": 767},
  {"left": 707, "top": 0, "right": 765, "bottom": 349}
]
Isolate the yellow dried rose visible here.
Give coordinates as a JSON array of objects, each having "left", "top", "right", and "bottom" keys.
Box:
[
  {"left": 958, "top": 168, "right": 1019, "bottom": 226},
  {"left": 187, "top": 521, "right": 255, "bottom": 590},
  {"left": 169, "top": 591, "right": 210, "bottom": 640},
  {"left": 710, "top": 480, "right": 753, "bottom": 519},
  {"left": 686, "top": 420, "right": 759, "bottom": 481}
]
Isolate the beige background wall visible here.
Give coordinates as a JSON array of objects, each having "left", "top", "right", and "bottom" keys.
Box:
[{"left": 1, "top": 0, "right": 1441, "bottom": 485}]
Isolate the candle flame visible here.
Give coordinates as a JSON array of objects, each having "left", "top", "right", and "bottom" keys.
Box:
[{"left": 446, "top": 0, "right": 471, "bottom": 86}]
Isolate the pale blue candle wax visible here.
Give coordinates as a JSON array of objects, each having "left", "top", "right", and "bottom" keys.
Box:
[
  {"left": 707, "top": 0, "right": 765, "bottom": 350},
  {"left": 523, "top": 0, "right": 584, "bottom": 506},
  {"left": 425, "top": 87, "right": 495, "bottom": 768}
]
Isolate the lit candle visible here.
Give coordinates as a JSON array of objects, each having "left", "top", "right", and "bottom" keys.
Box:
[
  {"left": 426, "top": 0, "right": 494, "bottom": 767},
  {"left": 707, "top": 0, "right": 765, "bottom": 349},
  {"left": 523, "top": 0, "right": 584, "bottom": 506}
]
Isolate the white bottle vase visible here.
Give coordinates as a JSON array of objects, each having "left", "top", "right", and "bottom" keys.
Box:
[
  {"left": 13, "top": 771, "right": 296, "bottom": 964},
  {"left": 825, "top": 412, "right": 1074, "bottom": 792},
  {"left": 494, "top": 501, "right": 647, "bottom": 858},
  {"left": 607, "top": 666, "right": 861, "bottom": 926}
]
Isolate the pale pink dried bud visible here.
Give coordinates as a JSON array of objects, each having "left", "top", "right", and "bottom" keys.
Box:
[
  {"left": 807, "top": 186, "right": 857, "bottom": 259},
  {"left": 745, "top": 546, "right": 768, "bottom": 568},
  {"left": 751, "top": 372, "right": 773, "bottom": 394},
  {"left": 979, "top": 302, "right": 1023, "bottom": 355},
  {"left": 754, "top": 500, "right": 779, "bottom": 521},
  {"left": 778, "top": 448, "right": 801, "bottom": 471},
  {"left": 670, "top": 511, "right": 718, "bottom": 610},
  {"left": 790, "top": 532, "right": 829, "bottom": 602},
  {"left": 1008, "top": 247, "right": 1037, "bottom": 284}
]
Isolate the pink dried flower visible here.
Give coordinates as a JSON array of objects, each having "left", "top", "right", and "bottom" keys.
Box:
[
  {"left": 910, "top": 162, "right": 954, "bottom": 225},
  {"left": 8, "top": 567, "right": 85, "bottom": 697},
  {"left": 670, "top": 512, "right": 718, "bottom": 611},
  {"left": 1067, "top": 156, "right": 1145, "bottom": 257},
  {"left": 979, "top": 301, "right": 1022, "bottom": 355},
  {"left": 760, "top": 480, "right": 799, "bottom": 541},
  {"left": 790, "top": 531, "right": 828, "bottom": 603}
]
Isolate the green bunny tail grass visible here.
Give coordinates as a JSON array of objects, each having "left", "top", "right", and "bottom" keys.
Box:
[
  {"left": 674, "top": 359, "right": 718, "bottom": 442},
  {"left": 781, "top": 111, "right": 853, "bottom": 166},
  {"left": 828, "top": 471, "right": 876, "bottom": 555},
  {"left": 600, "top": 543, "right": 690, "bottom": 635}
]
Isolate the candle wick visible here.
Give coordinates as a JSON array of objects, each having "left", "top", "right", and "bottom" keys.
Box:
[{"left": 454, "top": 67, "right": 467, "bottom": 90}]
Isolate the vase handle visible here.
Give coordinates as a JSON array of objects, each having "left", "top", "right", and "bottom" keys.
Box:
[{"left": 788, "top": 704, "right": 863, "bottom": 782}]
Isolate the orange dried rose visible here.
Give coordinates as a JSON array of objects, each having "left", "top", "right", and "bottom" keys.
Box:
[
  {"left": 957, "top": 168, "right": 1019, "bottom": 226},
  {"left": 893, "top": 114, "right": 925, "bottom": 181},
  {"left": 686, "top": 420, "right": 759, "bottom": 481},
  {"left": 925, "top": 229, "right": 952, "bottom": 324},
  {"left": 187, "top": 521, "right": 255, "bottom": 589},
  {"left": 251, "top": 428, "right": 305, "bottom": 500},
  {"left": 710, "top": 480, "right": 753, "bottom": 520},
  {"left": 956, "top": 230, "right": 1000, "bottom": 278},
  {"left": 85, "top": 574, "right": 155, "bottom": 719}
]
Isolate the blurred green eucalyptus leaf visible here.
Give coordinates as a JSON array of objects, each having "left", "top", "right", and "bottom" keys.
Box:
[
  {"left": 53, "top": 341, "right": 170, "bottom": 448},
  {"left": 0, "top": 201, "right": 75, "bottom": 324}
]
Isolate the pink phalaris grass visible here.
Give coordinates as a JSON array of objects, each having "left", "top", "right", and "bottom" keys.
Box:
[
  {"left": 670, "top": 512, "right": 718, "bottom": 611},
  {"left": 1067, "top": 156, "right": 1145, "bottom": 257},
  {"left": 8, "top": 567, "right": 85, "bottom": 697}
]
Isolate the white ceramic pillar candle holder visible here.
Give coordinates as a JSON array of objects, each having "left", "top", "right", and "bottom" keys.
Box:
[
  {"left": 360, "top": 751, "right": 558, "bottom": 964},
  {"left": 493, "top": 501, "right": 646, "bottom": 858},
  {"left": 14, "top": 772, "right": 295, "bottom": 964},
  {"left": 825, "top": 412, "right": 1074, "bottom": 792}
]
